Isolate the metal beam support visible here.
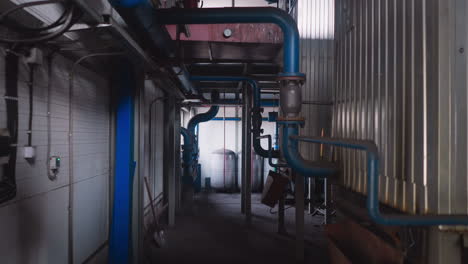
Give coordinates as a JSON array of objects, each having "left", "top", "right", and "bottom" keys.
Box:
[
  {"left": 163, "top": 97, "right": 180, "bottom": 226},
  {"left": 294, "top": 170, "right": 305, "bottom": 262},
  {"left": 244, "top": 86, "right": 252, "bottom": 225},
  {"left": 241, "top": 89, "right": 246, "bottom": 214},
  {"left": 278, "top": 190, "right": 286, "bottom": 234},
  {"left": 109, "top": 60, "right": 135, "bottom": 264},
  {"left": 72, "top": 0, "right": 186, "bottom": 98}
]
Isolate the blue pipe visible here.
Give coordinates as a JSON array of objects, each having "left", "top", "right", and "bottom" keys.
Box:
[
  {"left": 182, "top": 106, "right": 219, "bottom": 186},
  {"left": 187, "top": 106, "right": 220, "bottom": 135},
  {"left": 154, "top": 8, "right": 302, "bottom": 76},
  {"left": 211, "top": 117, "right": 269, "bottom": 121},
  {"left": 291, "top": 136, "right": 468, "bottom": 226},
  {"left": 190, "top": 76, "right": 280, "bottom": 159},
  {"left": 109, "top": 60, "right": 135, "bottom": 264},
  {"left": 206, "top": 99, "right": 279, "bottom": 107},
  {"left": 281, "top": 124, "right": 338, "bottom": 177}
]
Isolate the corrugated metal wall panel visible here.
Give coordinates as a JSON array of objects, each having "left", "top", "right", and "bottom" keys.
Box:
[
  {"left": 297, "top": 0, "right": 335, "bottom": 160},
  {"left": 334, "top": 0, "right": 468, "bottom": 219},
  {"left": 0, "top": 47, "right": 111, "bottom": 263}
]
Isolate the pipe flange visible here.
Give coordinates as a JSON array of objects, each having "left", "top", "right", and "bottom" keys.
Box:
[
  {"left": 277, "top": 72, "right": 306, "bottom": 82},
  {"left": 277, "top": 116, "right": 305, "bottom": 122},
  {"left": 277, "top": 118, "right": 305, "bottom": 128}
]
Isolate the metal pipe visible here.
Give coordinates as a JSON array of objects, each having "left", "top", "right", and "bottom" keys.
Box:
[
  {"left": 153, "top": 8, "right": 301, "bottom": 75},
  {"left": 291, "top": 136, "right": 468, "bottom": 226},
  {"left": 280, "top": 125, "right": 338, "bottom": 177},
  {"left": 182, "top": 106, "right": 219, "bottom": 188},
  {"left": 187, "top": 106, "right": 220, "bottom": 135},
  {"left": 244, "top": 86, "right": 252, "bottom": 224},
  {"left": 241, "top": 90, "right": 246, "bottom": 214},
  {"left": 191, "top": 76, "right": 280, "bottom": 159}
]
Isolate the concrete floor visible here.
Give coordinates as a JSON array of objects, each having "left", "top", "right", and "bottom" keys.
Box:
[{"left": 145, "top": 193, "right": 329, "bottom": 264}]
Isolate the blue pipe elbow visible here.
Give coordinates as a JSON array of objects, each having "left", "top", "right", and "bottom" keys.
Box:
[
  {"left": 154, "top": 8, "right": 301, "bottom": 75},
  {"left": 109, "top": 0, "right": 145, "bottom": 7},
  {"left": 187, "top": 105, "right": 219, "bottom": 135},
  {"left": 181, "top": 106, "right": 219, "bottom": 186},
  {"left": 291, "top": 136, "right": 468, "bottom": 226},
  {"left": 281, "top": 125, "right": 337, "bottom": 177},
  {"left": 190, "top": 76, "right": 279, "bottom": 159}
]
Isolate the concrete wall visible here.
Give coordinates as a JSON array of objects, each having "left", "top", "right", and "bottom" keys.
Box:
[{"left": 0, "top": 47, "right": 111, "bottom": 264}]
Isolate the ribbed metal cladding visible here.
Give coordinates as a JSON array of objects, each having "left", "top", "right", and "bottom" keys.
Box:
[
  {"left": 297, "top": 0, "right": 335, "bottom": 161},
  {"left": 334, "top": 0, "right": 468, "bottom": 218}
]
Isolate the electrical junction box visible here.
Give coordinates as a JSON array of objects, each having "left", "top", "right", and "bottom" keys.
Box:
[
  {"left": 23, "top": 146, "right": 36, "bottom": 159},
  {"left": 49, "top": 156, "right": 61, "bottom": 177}
]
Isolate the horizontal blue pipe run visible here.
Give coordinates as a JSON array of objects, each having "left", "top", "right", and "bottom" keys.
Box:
[
  {"left": 191, "top": 76, "right": 267, "bottom": 108},
  {"left": 109, "top": 0, "right": 145, "bottom": 7},
  {"left": 291, "top": 136, "right": 468, "bottom": 226},
  {"left": 209, "top": 99, "right": 279, "bottom": 107},
  {"left": 155, "top": 8, "right": 302, "bottom": 75},
  {"left": 211, "top": 117, "right": 269, "bottom": 121}
]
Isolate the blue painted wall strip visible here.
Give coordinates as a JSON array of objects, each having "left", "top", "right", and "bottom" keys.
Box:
[{"left": 109, "top": 60, "right": 135, "bottom": 264}]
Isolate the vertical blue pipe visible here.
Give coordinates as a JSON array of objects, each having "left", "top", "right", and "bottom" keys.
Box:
[{"left": 109, "top": 60, "right": 135, "bottom": 264}]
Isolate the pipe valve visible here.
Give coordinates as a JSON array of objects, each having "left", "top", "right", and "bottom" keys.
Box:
[{"left": 279, "top": 79, "right": 303, "bottom": 119}]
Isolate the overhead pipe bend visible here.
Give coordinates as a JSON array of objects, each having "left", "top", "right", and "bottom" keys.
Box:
[
  {"left": 153, "top": 7, "right": 301, "bottom": 75},
  {"left": 187, "top": 105, "right": 220, "bottom": 135},
  {"left": 291, "top": 136, "right": 468, "bottom": 226},
  {"left": 182, "top": 105, "right": 220, "bottom": 186},
  {"left": 190, "top": 76, "right": 280, "bottom": 159},
  {"left": 281, "top": 125, "right": 337, "bottom": 177}
]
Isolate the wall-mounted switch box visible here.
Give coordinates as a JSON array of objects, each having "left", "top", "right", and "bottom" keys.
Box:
[
  {"left": 23, "top": 146, "right": 36, "bottom": 159},
  {"left": 49, "top": 156, "right": 61, "bottom": 177}
]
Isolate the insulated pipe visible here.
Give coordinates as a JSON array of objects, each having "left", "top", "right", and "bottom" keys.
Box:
[
  {"left": 291, "top": 136, "right": 468, "bottom": 226},
  {"left": 190, "top": 76, "right": 280, "bottom": 159}
]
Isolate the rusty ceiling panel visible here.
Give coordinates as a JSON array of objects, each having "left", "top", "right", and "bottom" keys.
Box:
[
  {"left": 177, "top": 41, "right": 282, "bottom": 63},
  {"left": 166, "top": 23, "right": 283, "bottom": 43}
]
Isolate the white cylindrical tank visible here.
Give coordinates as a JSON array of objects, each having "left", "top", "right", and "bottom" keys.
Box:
[
  {"left": 237, "top": 153, "right": 265, "bottom": 193},
  {"left": 209, "top": 149, "right": 238, "bottom": 192},
  {"left": 252, "top": 154, "right": 264, "bottom": 192}
]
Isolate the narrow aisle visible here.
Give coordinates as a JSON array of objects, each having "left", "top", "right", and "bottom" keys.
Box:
[{"left": 145, "top": 193, "right": 328, "bottom": 264}]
